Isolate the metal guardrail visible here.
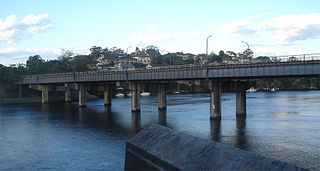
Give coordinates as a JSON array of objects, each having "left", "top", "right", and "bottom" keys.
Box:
[{"left": 269, "top": 53, "right": 320, "bottom": 62}]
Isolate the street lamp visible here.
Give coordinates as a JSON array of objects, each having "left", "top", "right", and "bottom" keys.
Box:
[
  {"left": 206, "top": 35, "right": 212, "bottom": 65},
  {"left": 126, "top": 46, "right": 132, "bottom": 55},
  {"left": 241, "top": 41, "right": 249, "bottom": 49}
]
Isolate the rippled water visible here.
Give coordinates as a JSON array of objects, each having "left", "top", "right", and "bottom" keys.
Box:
[{"left": 0, "top": 91, "right": 319, "bottom": 170}]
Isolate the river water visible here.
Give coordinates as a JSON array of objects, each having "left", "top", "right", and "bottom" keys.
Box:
[{"left": 0, "top": 91, "right": 319, "bottom": 170}]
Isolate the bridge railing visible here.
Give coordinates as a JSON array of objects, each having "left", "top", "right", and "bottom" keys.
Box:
[{"left": 269, "top": 53, "right": 320, "bottom": 63}]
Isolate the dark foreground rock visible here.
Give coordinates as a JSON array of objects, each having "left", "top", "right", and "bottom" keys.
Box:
[{"left": 125, "top": 124, "right": 304, "bottom": 171}]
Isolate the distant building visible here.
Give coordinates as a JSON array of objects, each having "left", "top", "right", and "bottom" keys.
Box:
[
  {"left": 176, "top": 52, "right": 195, "bottom": 61},
  {"left": 132, "top": 52, "right": 151, "bottom": 65},
  {"left": 133, "top": 56, "right": 151, "bottom": 65},
  {"left": 117, "top": 57, "right": 138, "bottom": 65}
]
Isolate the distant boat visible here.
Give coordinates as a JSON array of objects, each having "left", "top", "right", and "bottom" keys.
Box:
[
  {"left": 126, "top": 92, "right": 132, "bottom": 97},
  {"left": 140, "top": 92, "right": 151, "bottom": 96},
  {"left": 115, "top": 93, "right": 124, "bottom": 98},
  {"left": 270, "top": 88, "right": 276, "bottom": 92},
  {"left": 246, "top": 87, "right": 257, "bottom": 93}
]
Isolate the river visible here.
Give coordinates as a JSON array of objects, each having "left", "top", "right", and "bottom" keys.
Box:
[{"left": 0, "top": 90, "right": 319, "bottom": 170}]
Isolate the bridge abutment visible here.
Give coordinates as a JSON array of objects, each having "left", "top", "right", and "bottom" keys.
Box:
[
  {"left": 158, "top": 83, "right": 167, "bottom": 110},
  {"left": 210, "top": 81, "right": 222, "bottom": 119},
  {"left": 236, "top": 82, "right": 247, "bottom": 117},
  {"left": 79, "top": 84, "right": 87, "bottom": 107},
  {"left": 131, "top": 83, "right": 141, "bottom": 112}
]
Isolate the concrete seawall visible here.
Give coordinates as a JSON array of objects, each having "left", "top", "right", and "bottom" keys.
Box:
[{"left": 125, "top": 124, "right": 304, "bottom": 171}]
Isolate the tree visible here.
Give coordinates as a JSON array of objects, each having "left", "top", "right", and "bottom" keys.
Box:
[
  {"left": 58, "top": 49, "right": 74, "bottom": 61},
  {"left": 242, "top": 48, "right": 253, "bottom": 59},
  {"left": 146, "top": 45, "right": 161, "bottom": 65},
  {"left": 90, "top": 46, "right": 103, "bottom": 59},
  {"left": 26, "top": 55, "right": 45, "bottom": 74},
  {"left": 208, "top": 52, "right": 222, "bottom": 63}
]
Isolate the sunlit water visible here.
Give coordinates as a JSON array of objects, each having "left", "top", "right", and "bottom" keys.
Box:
[{"left": 0, "top": 91, "right": 319, "bottom": 170}]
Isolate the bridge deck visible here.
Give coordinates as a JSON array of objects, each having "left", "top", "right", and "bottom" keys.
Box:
[{"left": 18, "top": 60, "right": 320, "bottom": 85}]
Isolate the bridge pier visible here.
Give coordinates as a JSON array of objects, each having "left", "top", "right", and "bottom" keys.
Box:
[
  {"left": 39, "top": 85, "right": 49, "bottom": 104},
  {"left": 158, "top": 83, "right": 167, "bottom": 110},
  {"left": 64, "top": 83, "right": 72, "bottom": 102},
  {"left": 210, "top": 81, "right": 221, "bottom": 120},
  {"left": 131, "top": 83, "right": 141, "bottom": 112},
  {"left": 104, "top": 85, "right": 112, "bottom": 106},
  {"left": 79, "top": 84, "right": 87, "bottom": 107},
  {"left": 236, "top": 82, "right": 247, "bottom": 117}
]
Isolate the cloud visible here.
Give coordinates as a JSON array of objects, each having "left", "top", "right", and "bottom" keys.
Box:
[
  {"left": 169, "top": 21, "right": 176, "bottom": 27},
  {"left": 0, "top": 13, "right": 52, "bottom": 43},
  {"left": 146, "top": 24, "right": 156, "bottom": 32},
  {"left": 183, "top": 31, "right": 204, "bottom": 38},
  {"left": 248, "top": 12, "right": 271, "bottom": 20},
  {"left": 131, "top": 25, "right": 175, "bottom": 47},
  {"left": 219, "top": 13, "right": 320, "bottom": 43}
]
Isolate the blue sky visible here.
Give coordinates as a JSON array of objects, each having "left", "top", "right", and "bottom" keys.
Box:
[{"left": 1, "top": 0, "right": 320, "bottom": 65}]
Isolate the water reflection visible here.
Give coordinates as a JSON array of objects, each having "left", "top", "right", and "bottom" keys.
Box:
[
  {"left": 78, "top": 107, "right": 86, "bottom": 124},
  {"left": 210, "top": 119, "right": 221, "bottom": 141},
  {"left": 104, "top": 106, "right": 112, "bottom": 125},
  {"left": 131, "top": 112, "right": 141, "bottom": 133},
  {"left": 158, "top": 109, "right": 167, "bottom": 126},
  {"left": 235, "top": 117, "right": 248, "bottom": 149}
]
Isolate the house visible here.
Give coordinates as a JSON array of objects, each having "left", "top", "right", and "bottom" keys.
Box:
[
  {"left": 117, "top": 56, "right": 138, "bottom": 65},
  {"left": 133, "top": 56, "right": 151, "bottom": 65},
  {"left": 132, "top": 52, "right": 151, "bottom": 65}
]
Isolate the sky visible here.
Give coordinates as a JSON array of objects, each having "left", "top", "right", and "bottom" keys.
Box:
[{"left": 0, "top": 0, "right": 320, "bottom": 65}]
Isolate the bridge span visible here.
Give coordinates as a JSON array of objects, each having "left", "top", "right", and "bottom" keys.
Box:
[{"left": 17, "top": 58, "right": 320, "bottom": 119}]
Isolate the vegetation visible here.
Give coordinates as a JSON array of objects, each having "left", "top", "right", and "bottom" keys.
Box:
[{"left": 0, "top": 45, "right": 318, "bottom": 98}]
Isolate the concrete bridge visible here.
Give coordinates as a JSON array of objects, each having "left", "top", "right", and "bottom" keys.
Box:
[{"left": 17, "top": 54, "right": 320, "bottom": 119}]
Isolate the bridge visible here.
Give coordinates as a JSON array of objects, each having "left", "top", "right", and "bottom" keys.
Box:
[{"left": 17, "top": 54, "right": 320, "bottom": 119}]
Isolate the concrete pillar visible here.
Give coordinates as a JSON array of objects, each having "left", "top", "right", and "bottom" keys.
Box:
[
  {"left": 131, "top": 83, "right": 141, "bottom": 112},
  {"left": 158, "top": 84, "right": 167, "bottom": 110},
  {"left": 39, "top": 85, "right": 49, "bottom": 104},
  {"left": 236, "top": 82, "right": 247, "bottom": 117},
  {"left": 65, "top": 84, "right": 72, "bottom": 102},
  {"left": 210, "top": 81, "right": 221, "bottom": 119},
  {"left": 131, "top": 112, "right": 141, "bottom": 133},
  {"left": 79, "top": 84, "right": 86, "bottom": 107},
  {"left": 104, "top": 85, "right": 112, "bottom": 106},
  {"left": 158, "top": 110, "right": 167, "bottom": 126}
]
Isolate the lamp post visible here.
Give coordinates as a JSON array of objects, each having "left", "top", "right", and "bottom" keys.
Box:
[
  {"left": 126, "top": 46, "right": 132, "bottom": 55},
  {"left": 206, "top": 35, "right": 212, "bottom": 66},
  {"left": 241, "top": 41, "right": 249, "bottom": 49}
]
